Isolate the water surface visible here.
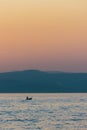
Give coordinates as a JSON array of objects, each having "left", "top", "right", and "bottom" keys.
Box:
[{"left": 0, "top": 93, "right": 87, "bottom": 130}]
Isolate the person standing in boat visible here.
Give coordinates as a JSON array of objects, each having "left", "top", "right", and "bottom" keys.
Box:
[
  {"left": 26, "top": 96, "right": 29, "bottom": 100},
  {"left": 26, "top": 96, "right": 32, "bottom": 100}
]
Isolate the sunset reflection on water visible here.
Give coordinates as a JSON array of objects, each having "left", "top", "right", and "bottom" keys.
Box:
[{"left": 0, "top": 93, "right": 87, "bottom": 130}]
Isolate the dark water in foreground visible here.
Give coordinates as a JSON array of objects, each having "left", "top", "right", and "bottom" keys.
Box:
[{"left": 0, "top": 93, "right": 87, "bottom": 130}]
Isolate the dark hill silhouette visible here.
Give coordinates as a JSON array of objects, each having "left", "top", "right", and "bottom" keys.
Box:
[{"left": 0, "top": 70, "right": 87, "bottom": 92}]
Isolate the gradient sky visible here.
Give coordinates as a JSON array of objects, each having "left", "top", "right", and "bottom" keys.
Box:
[{"left": 0, "top": 0, "right": 87, "bottom": 72}]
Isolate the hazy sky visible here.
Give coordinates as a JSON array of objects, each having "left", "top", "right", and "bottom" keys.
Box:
[{"left": 0, "top": 0, "right": 87, "bottom": 72}]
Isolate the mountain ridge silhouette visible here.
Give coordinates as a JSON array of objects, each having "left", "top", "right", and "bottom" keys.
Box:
[{"left": 0, "top": 70, "right": 87, "bottom": 93}]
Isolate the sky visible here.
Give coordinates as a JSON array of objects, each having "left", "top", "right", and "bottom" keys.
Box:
[{"left": 0, "top": 0, "right": 87, "bottom": 72}]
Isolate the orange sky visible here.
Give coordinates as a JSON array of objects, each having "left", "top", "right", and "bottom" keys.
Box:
[{"left": 0, "top": 0, "right": 87, "bottom": 72}]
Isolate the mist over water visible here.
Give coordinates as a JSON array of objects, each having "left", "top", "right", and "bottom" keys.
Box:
[{"left": 0, "top": 93, "right": 87, "bottom": 130}]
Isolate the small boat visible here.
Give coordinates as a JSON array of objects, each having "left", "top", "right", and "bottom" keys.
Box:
[{"left": 26, "top": 96, "right": 32, "bottom": 100}]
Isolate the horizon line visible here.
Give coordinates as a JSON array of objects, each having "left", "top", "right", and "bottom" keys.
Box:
[{"left": 0, "top": 69, "right": 87, "bottom": 74}]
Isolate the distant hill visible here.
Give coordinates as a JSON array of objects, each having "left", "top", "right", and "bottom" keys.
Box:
[{"left": 0, "top": 70, "right": 87, "bottom": 93}]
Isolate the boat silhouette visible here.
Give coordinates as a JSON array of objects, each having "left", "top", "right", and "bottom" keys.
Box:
[{"left": 26, "top": 96, "right": 32, "bottom": 100}]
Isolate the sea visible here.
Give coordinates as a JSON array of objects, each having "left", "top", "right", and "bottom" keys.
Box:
[{"left": 0, "top": 93, "right": 87, "bottom": 130}]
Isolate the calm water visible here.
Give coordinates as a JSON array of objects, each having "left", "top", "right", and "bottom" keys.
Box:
[{"left": 0, "top": 93, "right": 87, "bottom": 130}]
